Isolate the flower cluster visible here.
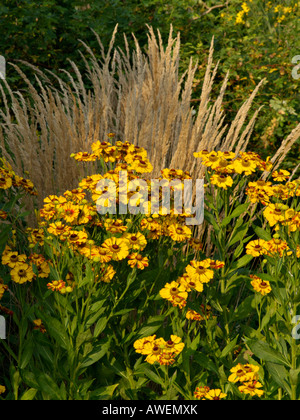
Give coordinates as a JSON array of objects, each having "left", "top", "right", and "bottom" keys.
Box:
[
  {"left": 194, "top": 150, "right": 272, "bottom": 190},
  {"left": 133, "top": 334, "right": 184, "bottom": 366},
  {"left": 194, "top": 386, "right": 227, "bottom": 400},
  {"left": 228, "top": 363, "right": 264, "bottom": 397},
  {"left": 159, "top": 259, "right": 224, "bottom": 311}
]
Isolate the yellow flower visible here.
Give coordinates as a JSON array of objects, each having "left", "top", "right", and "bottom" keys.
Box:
[
  {"left": 263, "top": 203, "right": 286, "bottom": 227},
  {"left": 127, "top": 253, "right": 149, "bottom": 270},
  {"left": 228, "top": 363, "right": 259, "bottom": 383},
  {"left": 0, "top": 385, "right": 6, "bottom": 394},
  {"left": 238, "top": 381, "right": 264, "bottom": 397},
  {"left": 47, "top": 221, "right": 71, "bottom": 238},
  {"left": 185, "top": 260, "right": 214, "bottom": 284},
  {"left": 0, "top": 173, "right": 12, "bottom": 189},
  {"left": 2, "top": 251, "right": 27, "bottom": 268},
  {"left": 272, "top": 169, "right": 290, "bottom": 182},
  {"left": 168, "top": 223, "right": 192, "bottom": 242},
  {"left": 246, "top": 239, "right": 268, "bottom": 257},
  {"left": 233, "top": 157, "right": 257, "bottom": 175},
  {"left": 47, "top": 280, "right": 66, "bottom": 292},
  {"left": 122, "top": 232, "right": 147, "bottom": 251},
  {"left": 159, "top": 281, "right": 188, "bottom": 308},
  {"left": 0, "top": 283, "right": 8, "bottom": 300},
  {"left": 104, "top": 218, "right": 127, "bottom": 234},
  {"left": 203, "top": 389, "right": 227, "bottom": 400},
  {"left": 10, "top": 263, "right": 35, "bottom": 284},
  {"left": 194, "top": 386, "right": 210, "bottom": 400},
  {"left": 250, "top": 275, "right": 271, "bottom": 295},
  {"left": 101, "top": 237, "right": 129, "bottom": 261},
  {"left": 210, "top": 173, "right": 233, "bottom": 189}
]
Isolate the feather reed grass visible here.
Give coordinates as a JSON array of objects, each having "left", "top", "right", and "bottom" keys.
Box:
[{"left": 0, "top": 25, "right": 299, "bottom": 226}]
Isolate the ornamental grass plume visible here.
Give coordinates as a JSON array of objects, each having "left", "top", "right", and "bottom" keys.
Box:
[{"left": 1, "top": 24, "right": 299, "bottom": 229}]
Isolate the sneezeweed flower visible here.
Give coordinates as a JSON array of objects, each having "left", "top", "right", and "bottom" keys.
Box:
[
  {"left": 2, "top": 251, "right": 27, "bottom": 268},
  {"left": 104, "top": 218, "right": 127, "bottom": 234},
  {"left": 47, "top": 280, "right": 66, "bottom": 292},
  {"left": 246, "top": 239, "right": 268, "bottom": 257},
  {"left": 0, "top": 210, "right": 8, "bottom": 220},
  {"left": 188, "top": 238, "right": 203, "bottom": 251},
  {"left": 228, "top": 363, "right": 260, "bottom": 383},
  {"left": 96, "top": 264, "right": 116, "bottom": 283},
  {"left": 47, "top": 221, "right": 71, "bottom": 238},
  {"left": 61, "top": 201, "right": 80, "bottom": 224},
  {"left": 0, "top": 173, "right": 12, "bottom": 189},
  {"left": 127, "top": 253, "right": 149, "bottom": 270},
  {"left": 185, "top": 260, "right": 214, "bottom": 284},
  {"left": 250, "top": 275, "right": 271, "bottom": 296},
  {"left": 0, "top": 283, "right": 8, "bottom": 300},
  {"left": 178, "top": 273, "right": 204, "bottom": 293},
  {"left": 272, "top": 169, "right": 290, "bottom": 182},
  {"left": 233, "top": 156, "right": 257, "bottom": 175},
  {"left": 10, "top": 263, "right": 35, "bottom": 284},
  {"left": 101, "top": 237, "right": 129, "bottom": 261},
  {"left": 33, "top": 319, "right": 46, "bottom": 333},
  {"left": 71, "top": 151, "right": 98, "bottom": 162},
  {"left": 263, "top": 203, "right": 286, "bottom": 227},
  {"left": 238, "top": 381, "right": 264, "bottom": 397},
  {"left": 35, "top": 260, "right": 51, "bottom": 279},
  {"left": 265, "top": 238, "right": 292, "bottom": 257},
  {"left": 159, "top": 281, "right": 188, "bottom": 308},
  {"left": 210, "top": 173, "right": 233, "bottom": 190},
  {"left": 194, "top": 386, "right": 210, "bottom": 400},
  {"left": 133, "top": 334, "right": 184, "bottom": 365},
  {"left": 67, "top": 230, "right": 88, "bottom": 247},
  {"left": 203, "top": 389, "right": 227, "bottom": 400},
  {"left": 186, "top": 304, "right": 213, "bottom": 321},
  {"left": 26, "top": 228, "right": 45, "bottom": 247},
  {"left": 122, "top": 232, "right": 147, "bottom": 251},
  {"left": 168, "top": 223, "right": 192, "bottom": 242}
]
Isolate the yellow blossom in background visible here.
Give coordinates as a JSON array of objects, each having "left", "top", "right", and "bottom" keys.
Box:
[
  {"left": 2, "top": 251, "right": 27, "bottom": 268},
  {"left": 246, "top": 239, "right": 268, "bottom": 257},
  {"left": 250, "top": 275, "right": 272, "bottom": 296},
  {"left": 203, "top": 389, "right": 227, "bottom": 400},
  {"left": 228, "top": 363, "right": 259, "bottom": 383},
  {"left": 127, "top": 253, "right": 149, "bottom": 270},
  {"left": 194, "top": 386, "right": 210, "bottom": 400},
  {"left": 101, "top": 237, "right": 129, "bottom": 261},
  {"left": 10, "top": 263, "right": 35, "bottom": 284},
  {"left": 210, "top": 173, "right": 233, "bottom": 189},
  {"left": 159, "top": 281, "right": 188, "bottom": 308},
  {"left": 238, "top": 381, "right": 264, "bottom": 397},
  {"left": 185, "top": 260, "right": 214, "bottom": 284},
  {"left": 46, "top": 279, "right": 66, "bottom": 292}
]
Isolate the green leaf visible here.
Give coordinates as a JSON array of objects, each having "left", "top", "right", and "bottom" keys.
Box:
[
  {"left": 248, "top": 340, "right": 291, "bottom": 367},
  {"left": 253, "top": 225, "right": 272, "bottom": 241},
  {"left": 80, "top": 338, "right": 111, "bottom": 368},
  {"left": 136, "top": 315, "right": 165, "bottom": 338},
  {"left": 20, "top": 388, "right": 38, "bottom": 400},
  {"left": 46, "top": 317, "right": 71, "bottom": 351},
  {"left": 36, "top": 373, "right": 63, "bottom": 400},
  {"left": 221, "top": 203, "right": 249, "bottom": 227},
  {"left": 231, "top": 254, "right": 253, "bottom": 270},
  {"left": 90, "top": 383, "right": 119, "bottom": 400},
  {"left": 93, "top": 316, "right": 108, "bottom": 337},
  {"left": 19, "top": 339, "right": 34, "bottom": 369},
  {"left": 265, "top": 362, "right": 291, "bottom": 396},
  {"left": 136, "top": 365, "right": 164, "bottom": 386},
  {"left": 220, "top": 335, "right": 239, "bottom": 358},
  {"left": 193, "top": 352, "right": 219, "bottom": 375}
]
